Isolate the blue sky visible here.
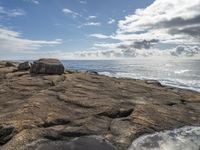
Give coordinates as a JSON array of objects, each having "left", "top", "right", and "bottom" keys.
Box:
[{"left": 0, "top": 0, "right": 199, "bottom": 59}]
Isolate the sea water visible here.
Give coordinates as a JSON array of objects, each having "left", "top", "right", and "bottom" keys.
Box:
[{"left": 62, "top": 59, "right": 200, "bottom": 92}]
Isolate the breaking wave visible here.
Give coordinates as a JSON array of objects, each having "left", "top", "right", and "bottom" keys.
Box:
[
  {"left": 98, "top": 72, "right": 200, "bottom": 92},
  {"left": 174, "top": 69, "right": 189, "bottom": 74}
]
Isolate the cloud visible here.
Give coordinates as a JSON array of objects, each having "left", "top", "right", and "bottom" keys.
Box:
[
  {"left": 108, "top": 18, "right": 116, "bottom": 24},
  {"left": 84, "top": 22, "right": 101, "bottom": 26},
  {"left": 71, "top": 45, "right": 200, "bottom": 59},
  {"left": 23, "top": 0, "right": 40, "bottom": 5},
  {"left": 116, "top": 0, "right": 200, "bottom": 44},
  {"left": 170, "top": 45, "right": 200, "bottom": 57},
  {"left": 32, "top": 0, "right": 39, "bottom": 4},
  {"left": 87, "top": 15, "right": 97, "bottom": 20},
  {"left": 0, "top": 6, "right": 25, "bottom": 17},
  {"left": 90, "top": 34, "right": 110, "bottom": 39},
  {"left": 116, "top": 39, "right": 159, "bottom": 49},
  {"left": 80, "top": 0, "right": 87, "bottom": 4},
  {"left": 0, "top": 27, "right": 62, "bottom": 53},
  {"left": 89, "top": 0, "right": 200, "bottom": 58},
  {"left": 79, "top": 22, "right": 101, "bottom": 28},
  {"left": 62, "top": 8, "right": 80, "bottom": 18}
]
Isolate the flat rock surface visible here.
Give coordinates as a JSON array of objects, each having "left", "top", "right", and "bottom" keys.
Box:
[{"left": 0, "top": 61, "right": 200, "bottom": 150}]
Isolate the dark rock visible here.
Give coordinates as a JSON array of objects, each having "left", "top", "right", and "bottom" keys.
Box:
[
  {"left": 37, "top": 136, "right": 117, "bottom": 150},
  {"left": 18, "top": 62, "right": 31, "bottom": 71},
  {"left": 0, "top": 126, "right": 15, "bottom": 145},
  {"left": 145, "top": 80, "right": 163, "bottom": 86},
  {"left": 30, "top": 59, "right": 64, "bottom": 75},
  {"left": 86, "top": 70, "right": 98, "bottom": 75},
  {"left": 98, "top": 106, "right": 134, "bottom": 118},
  {"left": 5, "top": 62, "right": 16, "bottom": 67}
]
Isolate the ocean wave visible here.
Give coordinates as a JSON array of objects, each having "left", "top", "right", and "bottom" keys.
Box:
[
  {"left": 99, "top": 72, "right": 200, "bottom": 92},
  {"left": 128, "top": 126, "right": 200, "bottom": 150},
  {"left": 174, "top": 69, "right": 189, "bottom": 74}
]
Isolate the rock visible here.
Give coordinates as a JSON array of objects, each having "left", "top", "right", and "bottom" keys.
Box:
[
  {"left": 30, "top": 59, "right": 64, "bottom": 75},
  {"left": 18, "top": 62, "right": 31, "bottom": 71},
  {"left": 86, "top": 70, "right": 98, "bottom": 75},
  {"left": 145, "top": 80, "right": 163, "bottom": 86},
  {"left": 0, "top": 126, "right": 15, "bottom": 145},
  {"left": 0, "top": 60, "right": 200, "bottom": 150},
  {"left": 37, "top": 136, "right": 117, "bottom": 150},
  {"left": 128, "top": 126, "right": 200, "bottom": 150},
  {"left": 5, "top": 62, "right": 16, "bottom": 67}
]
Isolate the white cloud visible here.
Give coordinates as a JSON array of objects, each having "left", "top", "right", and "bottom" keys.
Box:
[
  {"left": 0, "top": 6, "right": 25, "bottom": 17},
  {"left": 62, "top": 8, "right": 80, "bottom": 18},
  {"left": 32, "top": 0, "right": 39, "bottom": 4},
  {"left": 23, "top": 0, "right": 40, "bottom": 5},
  {"left": 84, "top": 22, "right": 101, "bottom": 26},
  {"left": 170, "top": 45, "right": 200, "bottom": 57},
  {"left": 90, "top": 34, "right": 110, "bottom": 39},
  {"left": 108, "top": 18, "right": 116, "bottom": 24},
  {"left": 69, "top": 45, "right": 200, "bottom": 59},
  {"left": 115, "top": 0, "right": 200, "bottom": 44},
  {"left": 87, "top": 15, "right": 97, "bottom": 20},
  {"left": 0, "top": 27, "right": 62, "bottom": 52},
  {"left": 79, "top": 22, "right": 101, "bottom": 28},
  {"left": 89, "top": 0, "right": 200, "bottom": 58},
  {"left": 80, "top": 0, "right": 87, "bottom": 4}
]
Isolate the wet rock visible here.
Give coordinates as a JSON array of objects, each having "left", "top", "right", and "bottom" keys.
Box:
[
  {"left": 30, "top": 59, "right": 64, "bottom": 75},
  {"left": 18, "top": 61, "right": 31, "bottom": 71},
  {"left": 37, "top": 136, "right": 117, "bottom": 150},
  {"left": 145, "top": 80, "right": 163, "bottom": 87},
  {"left": 86, "top": 70, "right": 98, "bottom": 75}
]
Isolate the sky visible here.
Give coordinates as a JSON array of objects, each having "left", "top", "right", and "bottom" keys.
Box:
[{"left": 0, "top": 0, "right": 200, "bottom": 59}]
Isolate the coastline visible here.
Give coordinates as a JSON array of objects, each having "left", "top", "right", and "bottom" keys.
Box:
[
  {"left": 61, "top": 59, "right": 200, "bottom": 93},
  {"left": 0, "top": 60, "right": 200, "bottom": 150},
  {"left": 98, "top": 72, "right": 200, "bottom": 93}
]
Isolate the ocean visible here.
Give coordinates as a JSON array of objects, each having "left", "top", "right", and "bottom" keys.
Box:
[{"left": 62, "top": 59, "right": 200, "bottom": 92}]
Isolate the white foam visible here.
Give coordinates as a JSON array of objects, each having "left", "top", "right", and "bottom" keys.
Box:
[
  {"left": 99, "top": 72, "right": 200, "bottom": 92},
  {"left": 128, "top": 126, "right": 200, "bottom": 150},
  {"left": 174, "top": 70, "right": 189, "bottom": 74}
]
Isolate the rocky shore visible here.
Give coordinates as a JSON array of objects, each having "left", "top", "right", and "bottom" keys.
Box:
[{"left": 0, "top": 59, "right": 200, "bottom": 150}]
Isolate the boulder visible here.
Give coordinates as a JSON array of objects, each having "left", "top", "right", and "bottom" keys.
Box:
[
  {"left": 18, "top": 61, "right": 31, "bottom": 71},
  {"left": 128, "top": 126, "right": 200, "bottom": 150},
  {"left": 30, "top": 59, "right": 64, "bottom": 75}
]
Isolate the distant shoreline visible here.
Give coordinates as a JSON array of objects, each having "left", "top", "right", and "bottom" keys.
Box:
[{"left": 1, "top": 59, "right": 200, "bottom": 93}]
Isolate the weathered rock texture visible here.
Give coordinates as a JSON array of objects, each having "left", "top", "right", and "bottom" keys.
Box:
[
  {"left": 0, "top": 61, "right": 200, "bottom": 150},
  {"left": 30, "top": 59, "right": 64, "bottom": 75},
  {"left": 18, "top": 62, "right": 31, "bottom": 71}
]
